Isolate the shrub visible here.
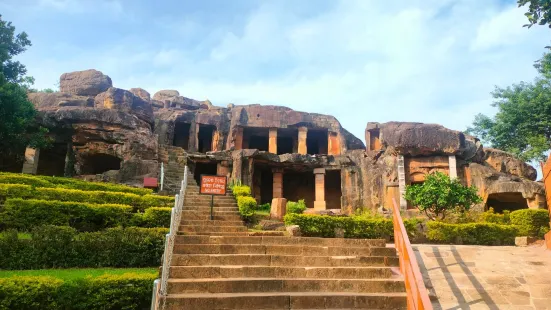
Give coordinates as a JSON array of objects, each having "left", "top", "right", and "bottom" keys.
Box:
[
  {"left": 286, "top": 199, "right": 307, "bottom": 214},
  {"left": 284, "top": 213, "right": 419, "bottom": 239},
  {"left": 510, "top": 209, "right": 550, "bottom": 237},
  {"left": 232, "top": 185, "right": 251, "bottom": 197},
  {"left": 0, "top": 172, "right": 153, "bottom": 195},
  {"left": 0, "top": 273, "right": 155, "bottom": 310},
  {"left": 237, "top": 196, "right": 256, "bottom": 219},
  {"left": 404, "top": 172, "right": 482, "bottom": 220},
  {"left": 426, "top": 221, "right": 518, "bottom": 245},
  {"left": 480, "top": 208, "right": 510, "bottom": 224},
  {"left": 257, "top": 203, "right": 271, "bottom": 212},
  {"left": 0, "top": 226, "right": 167, "bottom": 269},
  {"left": 1, "top": 187, "right": 173, "bottom": 211},
  {"left": 0, "top": 198, "right": 133, "bottom": 231},
  {"left": 131, "top": 207, "right": 171, "bottom": 228}
]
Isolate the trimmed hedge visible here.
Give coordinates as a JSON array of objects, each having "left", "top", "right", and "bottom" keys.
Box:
[
  {"left": 0, "top": 198, "right": 133, "bottom": 231},
  {"left": 286, "top": 200, "right": 307, "bottom": 214},
  {"left": 237, "top": 196, "right": 256, "bottom": 218},
  {"left": 510, "top": 209, "right": 550, "bottom": 237},
  {"left": 0, "top": 273, "right": 155, "bottom": 310},
  {"left": 0, "top": 226, "right": 167, "bottom": 269},
  {"left": 0, "top": 186, "right": 173, "bottom": 211},
  {"left": 131, "top": 207, "right": 171, "bottom": 228},
  {"left": 0, "top": 172, "right": 153, "bottom": 195},
  {"left": 426, "top": 221, "right": 518, "bottom": 245}
]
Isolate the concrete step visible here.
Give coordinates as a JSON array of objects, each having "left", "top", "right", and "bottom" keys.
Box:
[
  {"left": 162, "top": 292, "right": 407, "bottom": 309},
  {"left": 180, "top": 214, "right": 243, "bottom": 221},
  {"left": 180, "top": 232, "right": 251, "bottom": 236},
  {"left": 179, "top": 225, "right": 249, "bottom": 233},
  {"left": 182, "top": 210, "right": 241, "bottom": 216},
  {"left": 183, "top": 207, "right": 239, "bottom": 212},
  {"left": 174, "top": 235, "right": 387, "bottom": 248},
  {"left": 181, "top": 220, "right": 245, "bottom": 226},
  {"left": 173, "top": 244, "right": 395, "bottom": 256},
  {"left": 168, "top": 266, "right": 397, "bottom": 280},
  {"left": 171, "top": 254, "right": 399, "bottom": 267}
]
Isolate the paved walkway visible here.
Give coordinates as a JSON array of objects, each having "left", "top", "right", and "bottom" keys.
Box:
[{"left": 413, "top": 244, "right": 551, "bottom": 310}]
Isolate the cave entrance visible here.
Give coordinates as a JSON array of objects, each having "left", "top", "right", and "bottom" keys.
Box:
[
  {"left": 198, "top": 124, "right": 216, "bottom": 153},
  {"left": 325, "top": 170, "right": 342, "bottom": 209},
  {"left": 277, "top": 128, "right": 297, "bottom": 155},
  {"left": 80, "top": 154, "right": 121, "bottom": 175},
  {"left": 193, "top": 162, "right": 218, "bottom": 185},
  {"left": 37, "top": 143, "right": 68, "bottom": 177},
  {"left": 486, "top": 192, "right": 528, "bottom": 213},
  {"left": 244, "top": 127, "right": 269, "bottom": 151},
  {"left": 253, "top": 164, "right": 273, "bottom": 205},
  {"left": 173, "top": 122, "right": 191, "bottom": 150},
  {"left": 307, "top": 129, "right": 328, "bottom": 155},
  {"left": 283, "top": 171, "right": 315, "bottom": 209}
]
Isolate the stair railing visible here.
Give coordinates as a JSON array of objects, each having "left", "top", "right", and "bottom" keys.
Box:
[
  {"left": 151, "top": 167, "right": 188, "bottom": 310},
  {"left": 392, "top": 198, "right": 432, "bottom": 310}
]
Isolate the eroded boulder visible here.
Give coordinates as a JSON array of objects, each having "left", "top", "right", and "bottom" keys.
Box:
[
  {"left": 484, "top": 148, "right": 537, "bottom": 181},
  {"left": 129, "top": 88, "right": 151, "bottom": 102},
  {"left": 28, "top": 92, "right": 93, "bottom": 110},
  {"left": 152, "top": 89, "right": 179, "bottom": 101},
  {"left": 60, "top": 69, "right": 112, "bottom": 96},
  {"left": 95, "top": 87, "right": 153, "bottom": 124}
]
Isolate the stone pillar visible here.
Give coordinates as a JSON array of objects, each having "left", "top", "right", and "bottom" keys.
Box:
[
  {"left": 217, "top": 161, "right": 231, "bottom": 178},
  {"left": 188, "top": 121, "right": 198, "bottom": 152},
  {"left": 234, "top": 127, "right": 244, "bottom": 150},
  {"left": 64, "top": 141, "right": 75, "bottom": 177},
  {"left": 397, "top": 155, "right": 407, "bottom": 211},
  {"left": 21, "top": 147, "right": 40, "bottom": 174},
  {"left": 269, "top": 128, "right": 278, "bottom": 154},
  {"left": 271, "top": 169, "right": 287, "bottom": 219},
  {"left": 314, "top": 168, "right": 326, "bottom": 210},
  {"left": 328, "top": 132, "right": 341, "bottom": 155},
  {"left": 448, "top": 155, "right": 457, "bottom": 180},
  {"left": 298, "top": 127, "right": 308, "bottom": 155},
  {"left": 212, "top": 130, "right": 220, "bottom": 152}
]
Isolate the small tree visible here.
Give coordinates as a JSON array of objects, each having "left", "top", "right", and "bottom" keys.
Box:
[{"left": 404, "top": 172, "right": 482, "bottom": 220}]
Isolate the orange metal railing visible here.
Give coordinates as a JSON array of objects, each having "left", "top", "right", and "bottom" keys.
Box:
[{"left": 392, "top": 199, "right": 433, "bottom": 310}]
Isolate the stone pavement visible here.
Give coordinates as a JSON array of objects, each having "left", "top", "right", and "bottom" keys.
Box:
[{"left": 413, "top": 244, "right": 551, "bottom": 310}]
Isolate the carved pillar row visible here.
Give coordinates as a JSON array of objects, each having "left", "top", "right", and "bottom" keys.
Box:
[
  {"left": 269, "top": 128, "right": 278, "bottom": 154},
  {"left": 21, "top": 147, "right": 40, "bottom": 175},
  {"left": 314, "top": 168, "right": 326, "bottom": 210},
  {"left": 271, "top": 168, "right": 286, "bottom": 219},
  {"left": 298, "top": 127, "right": 308, "bottom": 155}
]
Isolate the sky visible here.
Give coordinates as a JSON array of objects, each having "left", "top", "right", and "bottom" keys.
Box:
[{"left": 0, "top": 0, "right": 549, "bottom": 144}]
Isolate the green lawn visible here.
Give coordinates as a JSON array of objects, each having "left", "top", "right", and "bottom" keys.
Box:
[{"left": 0, "top": 268, "right": 157, "bottom": 281}]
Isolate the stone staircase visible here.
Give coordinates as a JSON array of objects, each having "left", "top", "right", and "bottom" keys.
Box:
[
  {"left": 159, "top": 177, "right": 408, "bottom": 309},
  {"left": 158, "top": 145, "right": 187, "bottom": 194}
]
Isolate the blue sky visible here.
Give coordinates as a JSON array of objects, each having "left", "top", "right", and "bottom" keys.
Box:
[{"left": 1, "top": 0, "right": 549, "bottom": 144}]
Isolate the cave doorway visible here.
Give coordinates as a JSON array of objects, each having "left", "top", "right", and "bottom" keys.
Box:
[
  {"left": 173, "top": 122, "right": 191, "bottom": 150},
  {"left": 198, "top": 124, "right": 216, "bottom": 153},
  {"left": 283, "top": 171, "right": 315, "bottom": 209},
  {"left": 307, "top": 129, "right": 328, "bottom": 155},
  {"left": 277, "top": 128, "right": 297, "bottom": 155},
  {"left": 486, "top": 192, "right": 528, "bottom": 213},
  {"left": 80, "top": 154, "right": 121, "bottom": 175},
  {"left": 253, "top": 164, "right": 273, "bottom": 204},
  {"left": 193, "top": 162, "right": 218, "bottom": 185},
  {"left": 36, "top": 143, "right": 68, "bottom": 177},
  {"left": 325, "top": 170, "right": 342, "bottom": 209},
  {"left": 243, "top": 127, "right": 269, "bottom": 151}
]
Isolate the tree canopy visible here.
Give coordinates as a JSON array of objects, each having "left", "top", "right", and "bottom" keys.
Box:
[
  {"left": 518, "top": 0, "right": 551, "bottom": 28},
  {"left": 0, "top": 15, "right": 48, "bottom": 161},
  {"left": 467, "top": 52, "right": 551, "bottom": 162},
  {"left": 404, "top": 172, "right": 482, "bottom": 220}
]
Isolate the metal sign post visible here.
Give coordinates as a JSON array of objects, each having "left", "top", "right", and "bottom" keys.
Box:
[{"left": 199, "top": 175, "right": 227, "bottom": 221}]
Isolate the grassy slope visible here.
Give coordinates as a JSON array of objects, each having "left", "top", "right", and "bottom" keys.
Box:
[{"left": 0, "top": 268, "right": 157, "bottom": 280}]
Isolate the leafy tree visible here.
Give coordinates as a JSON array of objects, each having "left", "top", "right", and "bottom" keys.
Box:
[
  {"left": 404, "top": 172, "right": 482, "bottom": 221},
  {"left": 467, "top": 52, "right": 551, "bottom": 162},
  {"left": 0, "top": 15, "right": 48, "bottom": 161},
  {"left": 518, "top": 0, "right": 551, "bottom": 28}
]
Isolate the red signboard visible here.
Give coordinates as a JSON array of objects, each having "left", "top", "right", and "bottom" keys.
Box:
[{"left": 200, "top": 175, "right": 227, "bottom": 196}]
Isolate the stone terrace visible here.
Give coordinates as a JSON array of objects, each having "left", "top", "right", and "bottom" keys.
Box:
[{"left": 415, "top": 244, "right": 551, "bottom": 310}]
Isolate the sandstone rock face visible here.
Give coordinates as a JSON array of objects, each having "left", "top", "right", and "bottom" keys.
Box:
[
  {"left": 95, "top": 87, "right": 153, "bottom": 124},
  {"left": 379, "top": 122, "right": 465, "bottom": 156},
  {"left": 130, "top": 88, "right": 151, "bottom": 101},
  {"left": 59, "top": 69, "right": 112, "bottom": 96},
  {"left": 152, "top": 89, "right": 180, "bottom": 101},
  {"left": 484, "top": 148, "right": 537, "bottom": 181},
  {"left": 28, "top": 92, "right": 93, "bottom": 110}
]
